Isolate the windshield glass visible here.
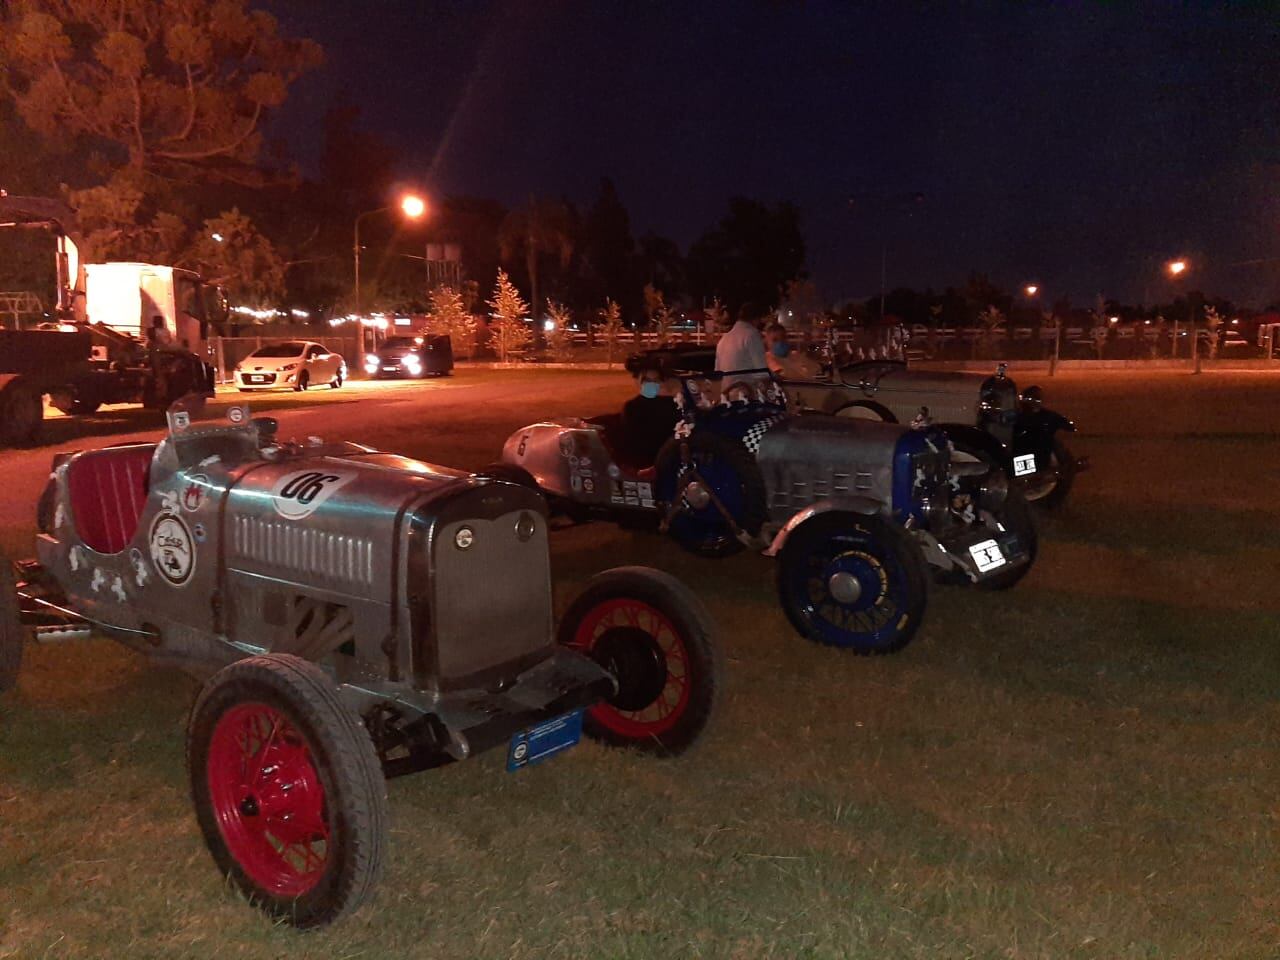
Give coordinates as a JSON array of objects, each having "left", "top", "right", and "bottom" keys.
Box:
[
  {"left": 382, "top": 337, "right": 418, "bottom": 349},
  {"left": 250, "top": 342, "right": 307, "bottom": 358}
]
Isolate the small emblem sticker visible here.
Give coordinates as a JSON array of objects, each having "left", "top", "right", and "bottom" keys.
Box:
[{"left": 149, "top": 512, "right": 196, "bottom": 586}]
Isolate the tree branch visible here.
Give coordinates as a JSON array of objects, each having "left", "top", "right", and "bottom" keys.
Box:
[
  {"left": 163, "top": 63, "right": 198, "bottom": 144},
  {"left": 152, "top": 100, "right": 262, "bottom": 161},
  {"left": 48, "top": 55, "right": 112, "bottom": 139}
]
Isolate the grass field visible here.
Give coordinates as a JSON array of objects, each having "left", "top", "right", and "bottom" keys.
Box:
[{"left": 2, "top": 370, "right": 1279, "bottom": 959}]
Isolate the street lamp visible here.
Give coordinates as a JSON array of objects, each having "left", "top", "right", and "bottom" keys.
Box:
[
  {"left": 353, "top": 193, "right": 427, "bottom": 317},
  {"left": 1167, "top": 259, "right": 1187, "bottom": 277},
  {"left": 1024, "top": 284, "right": 1038, "bottom": 297}
]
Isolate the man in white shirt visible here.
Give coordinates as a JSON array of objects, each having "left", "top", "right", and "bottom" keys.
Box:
[{"left": 715, "top": 303, "right": 768, "bottom": 376}]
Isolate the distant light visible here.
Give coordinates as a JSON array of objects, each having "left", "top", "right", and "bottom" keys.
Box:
[
  {"left": 1109, "top": 316, "right": 1119, "bottom": 324},
  {"left": 543, "top": 319, "right": 556, "bottom": 331},
  {"left": 1231, "top": 318, "right": 1239, "bottom": 324},
  {"left": 1144, "top": 320, "right": 1151, "bottom": 325},
  {"left": 210, "top": 232, "right": 224, "bottom": 243},
  {"left": 1025, "top": 284, "right": 1038, "bottom": 296},
  {"left": 394, "top": 317, "right": 412, "bottom": 326},
  {"left": 289, "top": 308, "right": 309, "bottom": 319},
  {"left": 1167, "top": 259, "right": 1188, "bottom": 276},
  {"left": 400, "top": 194, "right": 427, "bottom": 219}
]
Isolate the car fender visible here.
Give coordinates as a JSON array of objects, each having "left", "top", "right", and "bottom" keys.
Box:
[
  {"left": 762, "top": 496, "right": 887, "bottom": 557},
  {"left": 938, "top": 423, "right": 1010, "bottom": 466},
  {"left": 1013, "top": 408, "right": 1076, "bottom": 461}
]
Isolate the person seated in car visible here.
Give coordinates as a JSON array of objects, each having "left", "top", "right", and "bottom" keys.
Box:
[
  {"left": 764, "top": 322, "right": 821, "bottom": 380},
  {"left": 620, "top": 366, "right": 680, "bottom": 466}
]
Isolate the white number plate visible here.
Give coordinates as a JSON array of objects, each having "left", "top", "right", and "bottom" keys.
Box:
[
  {"left": 969, "top": 539, "right": 1008, "bottom": 573},
  {"left": 1013, "top": 453, "right": 1037, "bottom": 477}
]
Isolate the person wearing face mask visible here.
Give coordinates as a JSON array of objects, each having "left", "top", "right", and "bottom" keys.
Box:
[
  {"left": 620, "top": 366, "right": 680, "bottom": 466},
  {"left": 764, "top": 322, "right": 821, "bottom": 379}
]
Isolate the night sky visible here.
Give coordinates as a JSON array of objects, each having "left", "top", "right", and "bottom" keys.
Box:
[{"left": 264, "top": 1, "right": 1280, "bottom": 307}]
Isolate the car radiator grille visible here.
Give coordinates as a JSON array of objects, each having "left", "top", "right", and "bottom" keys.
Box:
[
  {"left": 230, "top": 516, "right": 375, "bottom": 588},
  {"left": 769, "top": 469, "right": 875, "bottom": 512}
]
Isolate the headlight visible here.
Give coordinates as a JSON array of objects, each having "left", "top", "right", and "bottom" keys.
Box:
[
  {"left": 403, "top": 355, "right": 423, "bottom": 372},
  {"left": 365, "top": 354, "right": 379, "bottom": 367}
]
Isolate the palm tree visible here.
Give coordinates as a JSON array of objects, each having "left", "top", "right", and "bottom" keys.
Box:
[{"left": 498, "top": 197, "right": 574, "bottom": 345}]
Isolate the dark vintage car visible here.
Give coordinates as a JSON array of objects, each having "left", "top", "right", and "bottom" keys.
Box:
[
  {"left": 627, "top": 345, "right": 1084, "bottom": 508},
  {"left": 498, "top": 371, "right": 1036, "bottom": 657},
  {"left": 1, "top": 403, "right": 720, "bottom": 927},
  {"left": 364, "top": 334, "right": 454, "bottom": 379}
]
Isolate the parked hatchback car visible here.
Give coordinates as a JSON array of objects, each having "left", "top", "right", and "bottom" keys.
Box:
[
  {"left": 235, "top": 341, "right": 346, "bottom": 392},
  {"left": 365, "top": 335, "right": 454, "bottom": 379}
]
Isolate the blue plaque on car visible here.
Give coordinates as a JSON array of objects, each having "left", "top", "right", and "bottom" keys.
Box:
[{"left": 507, "top": 709, "right": 584, "bottom": 772}]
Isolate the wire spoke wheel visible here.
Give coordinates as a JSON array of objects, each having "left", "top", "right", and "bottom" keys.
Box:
[
  {"left": 188, "top": 654, "right": 387, "bottom": 928},
  {"left": 206, "top": 703, "right": 330, "bottom": 897},
  {"left": 559, "top": 567, "right": 722, "bottom": 755},
  {"left": 777, "top": 513, "right": 927, "bottom": 654}
]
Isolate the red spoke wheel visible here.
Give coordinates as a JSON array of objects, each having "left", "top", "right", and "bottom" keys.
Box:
[
  {"left": 187, "top": 654, "right": 387, "bottom": 928},
  {"left": 559, "top": 567, "right": 722, "bottom": 756}
]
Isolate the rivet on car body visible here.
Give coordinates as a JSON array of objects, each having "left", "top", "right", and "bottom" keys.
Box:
[{"left": 454, "top": 526, "right": 475, "bottom": 550}]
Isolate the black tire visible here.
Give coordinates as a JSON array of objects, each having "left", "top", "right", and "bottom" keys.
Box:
[
  {"left": 653, "top": 431, "right": 767, "bottom": 557},
  {"left": 976, "top": 484, "right": 1038, "bottom": 591},
  {"left": 187, "top": 654, "right": 387, "bottom": 928},
  {"left": 1022, "top": 437, "right": 1076, "bottom": 510},
  {"left": 0, "top": 379, "right": 43, "bottom": 447},
  {"left": 294, "top": 371, "right": 310, "bottom": 392},
  {"left": 0, "top": 557, "right": 23, "bottom": 693},
  {"left": 558, "top": 566, "right": 722, "bottom": 756},
  {"left": 330, "top": 369, "right": 344, "bottom": 389},
  {"left": 776, "top": 511, "right": 929, "bottom": 655},
  {"left": 477, "top": 462, "right": 540, "bottom": 490}
]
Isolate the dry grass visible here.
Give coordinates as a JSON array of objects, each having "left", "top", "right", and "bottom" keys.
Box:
[{"left": 2, "top": 369, "right": 1279, "bottom": 959}]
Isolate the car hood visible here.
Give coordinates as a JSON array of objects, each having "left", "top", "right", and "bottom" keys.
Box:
[
  {"left": 376, "top": 346, "right": 415, "bottom": 359},
  {"left": 241, "top": 355, "right": 304, "bottom": 371}
]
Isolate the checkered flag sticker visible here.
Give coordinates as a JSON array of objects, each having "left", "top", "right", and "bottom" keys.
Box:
[{"left": 741, "top": 415, "right": 784, "bottom": 455}]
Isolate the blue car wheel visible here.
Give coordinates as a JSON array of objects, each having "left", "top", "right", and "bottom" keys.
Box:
[{"left": 776, "top": 512, "right": 928, "bottom": 654}]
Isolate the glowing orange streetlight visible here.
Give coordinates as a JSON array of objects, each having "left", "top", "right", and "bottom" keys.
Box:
[
  {"left": 400, "top": 194, "right": 427, "bottom": 219},
  {"left": 354, "top": 193, "right": 430, "bottom": 316},
  {"left": 1167, "top": 259, "right": 1187, "bottom": 276},
  {"left": 1024, "top": 284, "right": 1039, "bottom": 297}
]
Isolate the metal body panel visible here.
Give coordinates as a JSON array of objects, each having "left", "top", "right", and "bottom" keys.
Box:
[
  {"left": 502, "top": 420, "right": 631, "bottom": 508},
  {"left": 755, "top": 417, "right": 902, "bottom": 523}
]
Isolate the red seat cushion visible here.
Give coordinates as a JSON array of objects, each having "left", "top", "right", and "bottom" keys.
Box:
[{"left": 66, "top": 444, "right": 156, "bottom": 554}]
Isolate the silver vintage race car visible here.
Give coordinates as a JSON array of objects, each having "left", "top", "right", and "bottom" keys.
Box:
[
  {"left": 0, "top": 404, "right": 721, "bottom": 928},
  {"left": 497, "top": 371, "right": 1036, "bottom": 656}
]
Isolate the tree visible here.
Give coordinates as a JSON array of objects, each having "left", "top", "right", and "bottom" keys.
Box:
[
  {"left": 594, "top": 298, "right": 624, "bottom": 367},
  {"left": 977, "top": 304, "right": 1005, "bottom": 358},
  {"left": 488, "top": 268, "right": 530, "bottom": 362},
  {"left": 704, "top": 297, "right": 729, "bottom": 334},
  {"left": 498, "top": 197, "right": 573, "bottom": 338},
  {"left": 427, "top": 284, "right": 477, "bottom": 358},
  {"left": 580, "top": 179, "right": 636, "bottom": 317},
  {"left": 643, "top": 284, "right": 674, "bottom": 341},
  {"left": 181, "top": 208, "right": 284, "bottom": 306},
  {"left": 546, "top": 299, "right": 575, "bottom": 361},
  {"left": 686, "top": 197, "right": 805, "bottom": 312},
  {"left": 1, "top": 0, "right": 322, "bottom": 260}
]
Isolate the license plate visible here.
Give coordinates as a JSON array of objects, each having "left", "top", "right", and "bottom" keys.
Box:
[
  {"left": 247, "top": 375, "right": 269, "bottom": 384},
  {"left": 969, "top": 538, "right": 1008, "bottom": 573},
  {"left": 1013, "top": 453, "right": 1037, "bottom": 477},
  {"left": 507, "top": 709, "right": 584, "bottom": 772}
]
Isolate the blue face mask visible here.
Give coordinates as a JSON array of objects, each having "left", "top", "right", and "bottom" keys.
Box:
[
  {"left": 640, "top": 381, "right": 661, "bottom": 399},
  {"left": 771, "top": 341, "right": 791, "bottom": 358}
]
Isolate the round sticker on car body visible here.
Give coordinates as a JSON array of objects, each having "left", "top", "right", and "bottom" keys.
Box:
[
  {"left": 149, "top": 512, "right": 196, "bottom": 586},
  {"left": 270, "top": 469, "right": 357, "bottom": 520}
]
